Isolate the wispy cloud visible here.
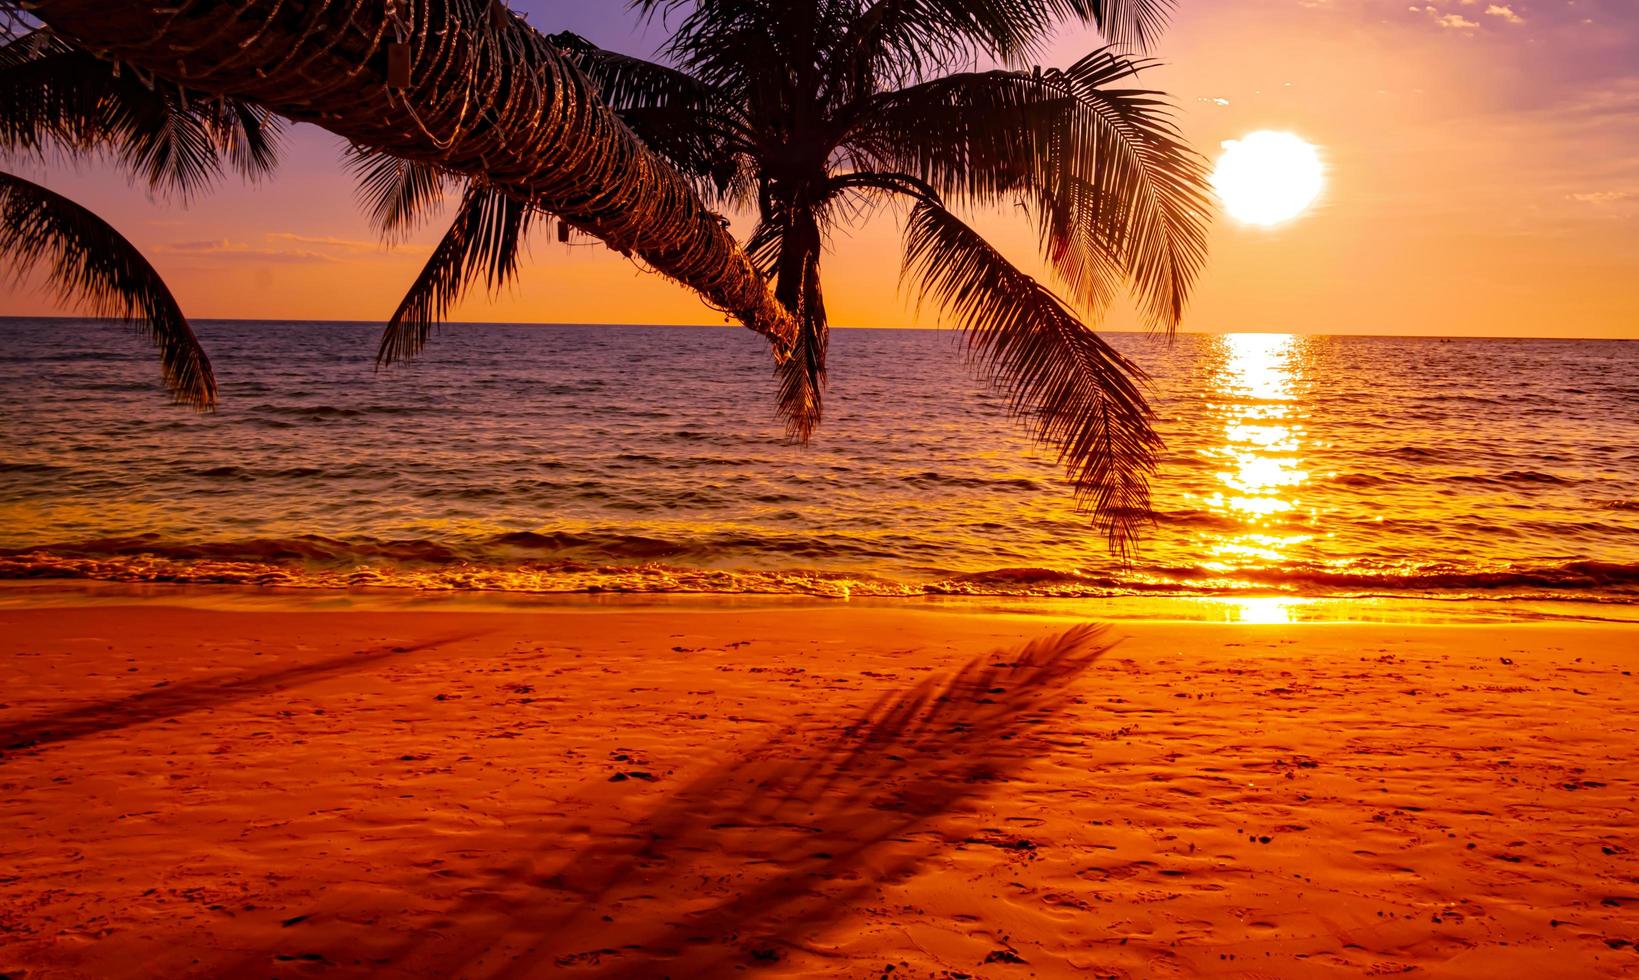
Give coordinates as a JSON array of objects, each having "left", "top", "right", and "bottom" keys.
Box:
[
  {"left": 1485, "top": 4, "right": 1524, "bottom": 25},
  {"left": 165, "top": 238, "right": 335, "bottom": 264},
  {"left": 164, "top": 231, "right": 390, "bottom": 264},
  {"left": 1411, "top": 5, "right": 1482, "bottom": 31},
  {"left": 265, "top": 232, "right": 382, "bottom": 252},
  {"left": 1567, "top": 190, "right": 1634, "bottom": 205}
]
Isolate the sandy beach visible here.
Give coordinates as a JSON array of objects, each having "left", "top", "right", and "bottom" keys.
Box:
[
  {"left": 5, "top": 0, "right": 1639, "bottom": 976},
  {"left": 2, "top": 596, "right": 1636, "bottom": 978}
]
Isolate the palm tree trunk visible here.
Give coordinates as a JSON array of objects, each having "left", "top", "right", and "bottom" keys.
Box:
[{"left": 25, "top": 0, "right": 797, "bottom": 355}]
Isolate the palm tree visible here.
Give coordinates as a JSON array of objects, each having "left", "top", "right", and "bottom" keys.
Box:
[
  {"left": 19, "top": 0, "right": 801, "bottom": 359},
  {"left": 0, "top": 22, "right": 282, "bottom": 408},
  {"left": 380, "top": 1, "right": 1210, "bottom": 551},
  {"left": 18, "top": 0, "right": 1210, "bottom": 551}
]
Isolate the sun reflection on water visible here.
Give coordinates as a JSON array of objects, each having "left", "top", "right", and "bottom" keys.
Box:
[
  {"left": 1199, "top": 334, "right": 1311, "bottom": 575},
  {"left": 1223, "top": 595, "right": 1303, "bottom": 624}
]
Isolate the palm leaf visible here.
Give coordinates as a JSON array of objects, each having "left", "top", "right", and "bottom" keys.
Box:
[
  {"left": 773, "top": 294, "right": 827, "bottom": 443},
  {"left": 902, "top": 199, "right": 1159, "bottom": 554},
  {"left": 550, "top": 31, "right": 749, "bottom": 202},
  {"left": 849, "top": 49, "right": 1210, "bottom": 332},
  {"left": 0, "top": 31, "right": 278, "bottom": 195},
  {"left": 549, "top": 30, "right": 723, "bottom": 112},
  {"left": 834, "top": 0, "right": 1172, "bottom": 97},
  {"left": 1076, "top": 0, "right": 1173, "bottom": 51},
  {"left": 765, "top": 204, "right": 828, "bottom": 442},
  {"left": 0, "top": 33, "right": 105, "bottom": 151},
  {"left": 207, "top": 98, "right": 282, "bottom": 181},
  {"left": 0, "top": 169, "right": 215, "bottom": 408},
  {"left": 841, "top": 0, "right": 1074, "bottom": 74},
  {"left": 344, "top": 144, "right": 453, "bottom": 243},
  {"left": 377, "top": 181, "right": 537, "bottom": 366},
  {"left": 749, "top": 205, "right": 827, "bottom": 442},
  {"left": 115, "top": 92, "right": 222, "bottom": 198}
]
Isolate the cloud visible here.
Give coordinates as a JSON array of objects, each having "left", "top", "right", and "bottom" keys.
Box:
[
  {"left": 1567, "top": 190, "right": 1634, "bottom": 204},
  {"left": 168, "top": 239, "right": 232, "bottom": 252},
  {"left": 1485, "top": 4, "right": 1524, "bottom": 24},
  {"left": 163, "top": 231, "right": 394, "bottom": 264},
  {"left": 164, "top": 238, "right": 335, "bottom": 263},
  {"left": 265, "top": 232, "right": 382, "bottom": 252},
  {"left": 1411, "top": 5, "right": 1482, "bottom": 30}
]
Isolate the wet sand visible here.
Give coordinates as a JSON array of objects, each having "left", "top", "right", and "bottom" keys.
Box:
[{"left": 2, "top": 599, "right": 1636, "bottom": 977}]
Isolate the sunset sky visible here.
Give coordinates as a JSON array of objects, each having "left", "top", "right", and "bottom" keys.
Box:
[{"left": 3, "top": 0, "right": 1635, "bottom": 338}]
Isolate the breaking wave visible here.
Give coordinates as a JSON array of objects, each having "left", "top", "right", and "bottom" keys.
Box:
[{"left": 2, "top": 535, "right": 1635, "bottom": 602}]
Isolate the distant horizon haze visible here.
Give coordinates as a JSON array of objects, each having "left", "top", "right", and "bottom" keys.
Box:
[{"left": 4, "top": 315, "right": 1633, "bottom": 343}]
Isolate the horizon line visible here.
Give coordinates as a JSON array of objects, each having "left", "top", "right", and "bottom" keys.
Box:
[{"left": 0, "top": 314, "right": 1631, "bottom": 344}]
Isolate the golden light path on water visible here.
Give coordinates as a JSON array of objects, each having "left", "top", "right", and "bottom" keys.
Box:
[{"left": 1199, "top": 334, "right": 1313, "bottom": 624}]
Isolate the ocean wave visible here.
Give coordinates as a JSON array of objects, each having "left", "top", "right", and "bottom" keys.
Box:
[
  {"left": 0, "top": 529, "right": 908, "bottom": 569},
  {"left": 1152, "top": 509, "right": 1244, "bottom": 530},
  {"left": 1204, "top": 559, "right": 1639, "bottom": 593},
  {"left": 5, "top": 325, "right": 1636, "bottom": 607},
  {"left": 491, "top": 529, "right": 687, "bottom": 560},
  {"left": 1444, "top": 470, "right": 1576, "bottom": 486},
  {"left": 1, "top": 539, "right": 1634, "bottom": 601},
  {"left": 1327, "top": 473, "right": 1390, "bottom": 487},
  {"left": 246, "top": 403, "right": 417, "bottom": 418},
  {"left": 2, "top": 534, "right": 466, "bottom": 565},
  {"left": 903, "top": 472, "right": 1044, "bottom": 491},
  {"left": 0, "top": 461, "right": 68, "bottom": 475}
]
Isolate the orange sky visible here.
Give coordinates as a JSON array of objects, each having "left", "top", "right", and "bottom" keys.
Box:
[{"left": 3, "top": 0, "right": 1636, "bottom": 338}]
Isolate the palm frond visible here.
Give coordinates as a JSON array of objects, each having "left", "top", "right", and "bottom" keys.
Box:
[
  {"left": 1074, "top": 0, "right": 1173, "bottom": 51},
  {"left": 0, "top": 170, "right": 214, "bottom": 408},
  {"left": 768, "top": 206, "right": 828, "bottom": 442},
  {"left": 838, "top": 0, "right": 1045, "bottom": 85},
  {"left": 550, "top": 31, "right": 749, "bottom": 202},
  {"left": 344, "top": 144, "right": 453, "bottom": 243},
  {"left": 116, "top": 93, "right": 222, "bottom": 197},
  {"left": 208, "top": 98, "right": 282, "bottom": 181},
  {"left": 775, "top": 308, "right": 826, "bottom": 443},
  {"left": 849, "top": 49, "right": 1210, "bottom": 332},
  {"left": 842, "top": 0, "right": 1069, "bottom": 74},
  {"left": 834, "top": 0, "right": 1171, "bottom": 99},
  {"left": 631, "top": 0, "right": 846, "bottom": 108},
  {"left": 550, "top": 30, "right": 722, "bottom": 112},
  {"left": 0, "top": 32, "right": 278, "bottom": 196},
  {"left": 0, "top": 33, "right": 100, "bottom": 151},
  {"left": 902, "top": 199, "right": 1159, "bottom": 554},
  {"left": 377, "top": 181, "right": 537, "bottom": 366}
]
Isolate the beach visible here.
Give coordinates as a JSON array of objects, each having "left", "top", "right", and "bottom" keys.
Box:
[
  {"left": 4, "top": 593, "right": 1636, "bottom": 978},
  {"left": 4, "top": 0, "right": 1638, "bottom": 976}
]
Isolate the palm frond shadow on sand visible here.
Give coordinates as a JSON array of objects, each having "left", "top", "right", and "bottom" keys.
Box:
[
  {"left": 424, "top": 623, "right": 1116, "bottom": 978},
  {"left": 0, "top": 632, "right": 487, "bottom": 759}
]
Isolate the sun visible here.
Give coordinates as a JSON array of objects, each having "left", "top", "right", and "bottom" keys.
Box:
[{"left": 1211, "top": 131, "right": 1324, "bottom": 227}]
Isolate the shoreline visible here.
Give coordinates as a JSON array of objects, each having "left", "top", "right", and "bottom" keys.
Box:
[
  {"left": 4, "top": 548, "right": 1633, "bottom": 610},
  {"left": 1, "top": 579, "right": 1635, "bottom": 625},
  {"left": 3, "top": 594, "right": 1637, "bottom": 976}
]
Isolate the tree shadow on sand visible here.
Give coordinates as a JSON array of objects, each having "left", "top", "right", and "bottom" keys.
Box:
[
  {"left": 398, "top": 623, "right": 1117, "bottom": 977},
  {"left": 0, "top": 631, "right": 487, "bottom": 759}
]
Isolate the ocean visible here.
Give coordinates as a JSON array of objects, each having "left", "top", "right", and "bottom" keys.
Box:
[{"left": 1, "top": 319, "right": 1635, "bottom": 605}]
